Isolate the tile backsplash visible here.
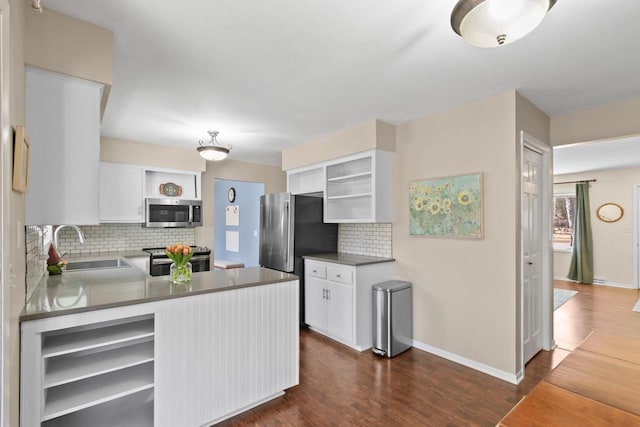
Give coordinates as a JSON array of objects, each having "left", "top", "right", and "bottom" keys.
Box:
[
  {"left": 55, "top": 223, "right": 195, "bottom": 255},
  {"left": 338, "top": 223, "right": 392, "bottom": 258},
  {"left": 25, "top": 225, "right": 50, "bottom": 300}
]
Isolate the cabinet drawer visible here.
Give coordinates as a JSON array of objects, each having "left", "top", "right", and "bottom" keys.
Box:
[
  {"left": 327, "top": 266, "right": 352, "bottom": 285},
  {"left": 306, "top": 262, "right": 326, "bottom": 279}
]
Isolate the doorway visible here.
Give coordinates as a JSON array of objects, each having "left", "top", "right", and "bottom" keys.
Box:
[
  {"left": 519, "top": 131, "right": 554, "bottom": 375},
  {"left": 213, "top": 179, "right": 264, "bottom": 267}
]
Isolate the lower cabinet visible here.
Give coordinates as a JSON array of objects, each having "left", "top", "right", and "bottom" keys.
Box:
[
  {"left": 304, "top": 259, "right": 392, "bottom": 351},
  {"left": 305, "top": 277, "right": 353, "bottom": 343},
  {"left": 21, "top": 280, "right": 299, "bottom": 427}
]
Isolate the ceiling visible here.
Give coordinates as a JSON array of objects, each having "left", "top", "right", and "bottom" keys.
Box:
[
  {"left": 553, "top": 135, "right": 640, "bottom": 175},
  {"left": 43, "top": 0, "right": 640, "bottom": 166}
]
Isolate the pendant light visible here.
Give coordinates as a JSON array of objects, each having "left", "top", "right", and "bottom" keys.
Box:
[
  {"left": 451, "top": 0, "right": 556, "bottom": 48},
  {"left": 197, "top": 131, "right": 232, "bottom": 161}
]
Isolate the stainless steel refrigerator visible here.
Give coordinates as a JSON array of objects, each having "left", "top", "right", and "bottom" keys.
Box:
[{"left": 259, "top": 193, "right": 338, "bottom": 325}]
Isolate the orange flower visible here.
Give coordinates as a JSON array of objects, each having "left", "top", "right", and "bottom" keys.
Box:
[
  {"left": 182, "top": 247, "right": 190, "bottom": 255},
  {"left": 166, "top": 245, "right": 172, "bottom": 253}
]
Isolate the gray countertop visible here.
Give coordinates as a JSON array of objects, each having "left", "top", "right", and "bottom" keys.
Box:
[
  {"left": 303, "top": 253, "right": 395, "bottom": 266},
  {"left": 22, "top": 265, "right": 297, "bottom": 322}
]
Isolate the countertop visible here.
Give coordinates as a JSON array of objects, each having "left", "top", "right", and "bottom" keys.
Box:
[
  {"left": 22, "top": 264, "right": 297, "bottom": 322},
  {"left": 303, "top": 253, "right": 395, "bottom": 266}
]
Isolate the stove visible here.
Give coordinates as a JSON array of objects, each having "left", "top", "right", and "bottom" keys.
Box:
[{"left": 142, "top": 246, "right": 212, "bottom": 276}]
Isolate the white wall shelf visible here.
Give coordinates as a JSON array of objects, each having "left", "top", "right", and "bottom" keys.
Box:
[
  {"left": 43, "top": 318, "right": 154, "bottom": 358},
  {"left": 43, "top": 363, "right": 154, "bottom": 421},
  {"left": 326, "top": 193, "right": 372, "bottom": 200},
  {"left": 44, "top": 339, "right": 154, "bottom": 388},
  {"left": 42, "top": 390, "right": 153, "bottom": 427},
  {"left": 327, "top": 172, "right": 372, "bottom": 182}
]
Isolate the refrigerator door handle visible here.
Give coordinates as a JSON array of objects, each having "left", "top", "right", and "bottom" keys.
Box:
[{"left": 283, "top": 200, "right": 291, "bottom": 269}]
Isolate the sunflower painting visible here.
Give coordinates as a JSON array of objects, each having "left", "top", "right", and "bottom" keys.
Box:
[{"left": 409, "top": 173, "right": 483, "bottom": 238}]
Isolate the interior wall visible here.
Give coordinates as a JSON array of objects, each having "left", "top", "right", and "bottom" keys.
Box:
[
  {"left": 213, "top": 179, "right": 264, "bottom": 266},
  {"left": 196, "top": 159, "right": 286, "bottom": 252},
  {"left": 551, "top": 97, "right": 640, "bottom": 147},
  {"left": 281, "top": 119, "right": 395, "bottom": 170},
  {"left": 554, "top": 167, "right": 640, "bottom": 287},
  {"left": 393, "top": 91, "right": 519, "bottom": 376},
  {"left": 25, "top": 7, "right": 113, "bottom": 114},
  {"left": 7, "top": 0, "right": 26, "bottom": 425},
  {"left": 100, "top": 137, "right": 206, "bottom": 172}
]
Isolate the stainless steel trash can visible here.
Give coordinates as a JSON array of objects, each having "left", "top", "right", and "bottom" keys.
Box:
[{"left": 372, "top": 281, "right": 412, "bottom": 357}]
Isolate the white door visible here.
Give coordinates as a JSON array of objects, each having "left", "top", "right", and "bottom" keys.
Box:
[
  {"left": 304, "top": 277, "right": 327, "bottom": 330},
  {"left": 327, "top": 282, "right": 353, "bottom": 343},
  {"left": 523, "top": 147, "right": 543, "bottom": 363}
]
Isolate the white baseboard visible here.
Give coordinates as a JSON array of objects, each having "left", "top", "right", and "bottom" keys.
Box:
[
  {"left": 411, "top": 339, "right": 520, "bottom": 385},
  {"left": 553, "top": 276, "right": 634, "bottom": 289}
]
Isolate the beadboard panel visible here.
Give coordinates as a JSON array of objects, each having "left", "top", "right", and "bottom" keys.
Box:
[{"left": 155, "top": 281, "right": 299, "bottom": 426}]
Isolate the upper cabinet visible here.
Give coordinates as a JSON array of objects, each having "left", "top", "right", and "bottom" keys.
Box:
[
  {"left": 25, "top": 67, "right": 103, "bottom": 225},
  {"left": 325, "top": 150, "right": 392, "bottom": 223},
  {"left": 286, "top": 149, "right": 393, "bottom": 223},
  {"left": 99, "top": 162, "right": 144, "bottom": 223},
  {"left": 99, "top": 162, "right": 201, "bottom": 224}
]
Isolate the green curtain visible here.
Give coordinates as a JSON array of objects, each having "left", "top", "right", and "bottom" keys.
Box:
[{"left": 567, "top": 182, "right": 593, "bottom": 283}]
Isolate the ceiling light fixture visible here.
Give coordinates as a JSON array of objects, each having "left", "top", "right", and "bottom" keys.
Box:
[
  {"left": 197, "top": 131, "right": 232, "bottom": 161},
  {"left": 451, "top": 0, "right": 556, "bottom": 48}
]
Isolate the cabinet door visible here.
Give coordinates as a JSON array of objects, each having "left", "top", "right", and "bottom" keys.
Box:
[
  {"left": 327, "top": 282, "right": 353, "bottom": 343},
  {"left": 100, "top": 163, "right": 144, "bottom": 222},
  {"left": 304, "top": 276, "right": 327, "bottom": 330},
  {"left": 25, "top": 67, "right": 103, "bottom": 225}
]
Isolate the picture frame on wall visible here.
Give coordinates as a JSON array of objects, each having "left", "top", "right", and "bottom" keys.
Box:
[
  {"left": 409, "top": 172, "right": 484, "bottom": 238},
  {"left": 12, "top": 125, "right": 30, "bottom": 193}
]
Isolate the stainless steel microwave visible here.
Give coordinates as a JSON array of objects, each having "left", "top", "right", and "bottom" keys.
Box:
[{"left": 145, "top": 198, "right": 202, "bottom": 228}]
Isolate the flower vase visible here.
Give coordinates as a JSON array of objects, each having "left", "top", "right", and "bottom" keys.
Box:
[{"left": 170, "top": 261, "right": 192, "bottom": 285}]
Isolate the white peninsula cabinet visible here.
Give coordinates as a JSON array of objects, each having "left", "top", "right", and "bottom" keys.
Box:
[
  {"left": 21, "top": 278, "right": 299, "bottom": 427},
  {"left": 304, "top": 256, "right": 393, "bottom": 351}
]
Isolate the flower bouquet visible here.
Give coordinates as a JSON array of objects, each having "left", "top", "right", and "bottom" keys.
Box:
[{"left": 166, "top": 244, "right": 193, "bottom": 284}]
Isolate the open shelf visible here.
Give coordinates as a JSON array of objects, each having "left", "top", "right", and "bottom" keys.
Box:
[
  {"left": 43, "top": 363, "right": 154, "bottom": 421},
  {"left": 327, "top": 171, "right": 372, "bottom": 182},
  {"left": 42, "top": 318, "right": 154, "bottom": 358},
  {"left": 43, "top": 388, "right": 153, "bottom": 427},
  {"left": 45, "top": 339, "right": 154, "bottom": 388},
  {"left": 327, "top": 192, "right": 372, "bottom": 200}
]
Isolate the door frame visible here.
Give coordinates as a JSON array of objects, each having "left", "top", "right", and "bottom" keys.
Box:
[
  {"left": 0, "top": 0, "right": 10, "bottom": 423},
  {"left": 633, "top": 184, "right": 640, "bottom": 289},
  {"left": 518, "top": 131, "right": 555, "bottom": 380}
]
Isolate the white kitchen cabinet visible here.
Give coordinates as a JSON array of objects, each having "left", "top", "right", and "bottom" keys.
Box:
[
  {"left": 25, "top": 66, "right": 103, "bottom": 225},
  {"left": 21, "top": 313, "right": 155, "bottom": 427},
  {"left": 324, "top": 150, "right": 393, "bottom": 223},
  {"left": 100, "top": 162, "right": 144, "bottom": 223},
  {"left": 287, "top": 166, "right": 324, "bottom": 195},
  {"left": 22, "top": 279, "right": 299, "bottom": 427},
  {"left": 304, "top": 258, "right": 392, "bottom": 351}
]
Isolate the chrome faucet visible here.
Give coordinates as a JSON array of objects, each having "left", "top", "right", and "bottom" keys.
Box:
[{"left": 53, "top": 225, "right": 86, "bottom": 257}]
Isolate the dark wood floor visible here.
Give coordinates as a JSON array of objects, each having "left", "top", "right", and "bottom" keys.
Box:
[{"left": 218, "top": 281, "right": 640, "bottom": 426}]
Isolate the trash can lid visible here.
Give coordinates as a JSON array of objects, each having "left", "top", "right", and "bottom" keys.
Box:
[{"left": 372, "top": 280, "right": 412, "bottom": 292}]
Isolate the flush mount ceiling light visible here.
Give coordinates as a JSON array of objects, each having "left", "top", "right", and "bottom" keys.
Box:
[
  {"left": 451, "top": 0, "right": 556, "bottom": 48},
  {"left": 197, "top": 130, "right": 232, "bottom": 161}
]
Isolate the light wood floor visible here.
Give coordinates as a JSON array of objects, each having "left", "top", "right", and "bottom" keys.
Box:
[{"left": 218, "top": 281, "right": 640, "bottom": 426}]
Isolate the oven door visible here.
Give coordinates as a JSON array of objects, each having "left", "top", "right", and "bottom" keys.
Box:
[
  {"left": 150, "top": 255, "right": 211, "bottom": 276},
  {"left": 145, "top": 198, "right": 193, "bottom": 228}
]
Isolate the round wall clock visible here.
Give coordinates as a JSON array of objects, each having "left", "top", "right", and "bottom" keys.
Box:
[{"left": 228, "top": 187, "right": 236, "bottom": 203}]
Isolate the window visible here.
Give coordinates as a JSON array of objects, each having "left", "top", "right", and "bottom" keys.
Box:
[{"left": 554, "top": 194, "right": 575, "bottom": 250}]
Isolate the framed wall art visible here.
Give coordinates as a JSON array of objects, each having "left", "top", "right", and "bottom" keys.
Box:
[
  {"left": 12, "top": 125, "right": 30, "bottom": 193},
  {"left": 409, "top": 173, "right": 483, "bottom": 238}
]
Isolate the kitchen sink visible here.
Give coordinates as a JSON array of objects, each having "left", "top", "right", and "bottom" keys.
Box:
[{"left": 65, "top": 258, "right": 132, "bottom": 271}]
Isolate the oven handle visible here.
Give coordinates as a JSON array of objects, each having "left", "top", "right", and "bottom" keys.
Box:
[{"left": 153, "top": 255, "right": 210, "bottom": 265}]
